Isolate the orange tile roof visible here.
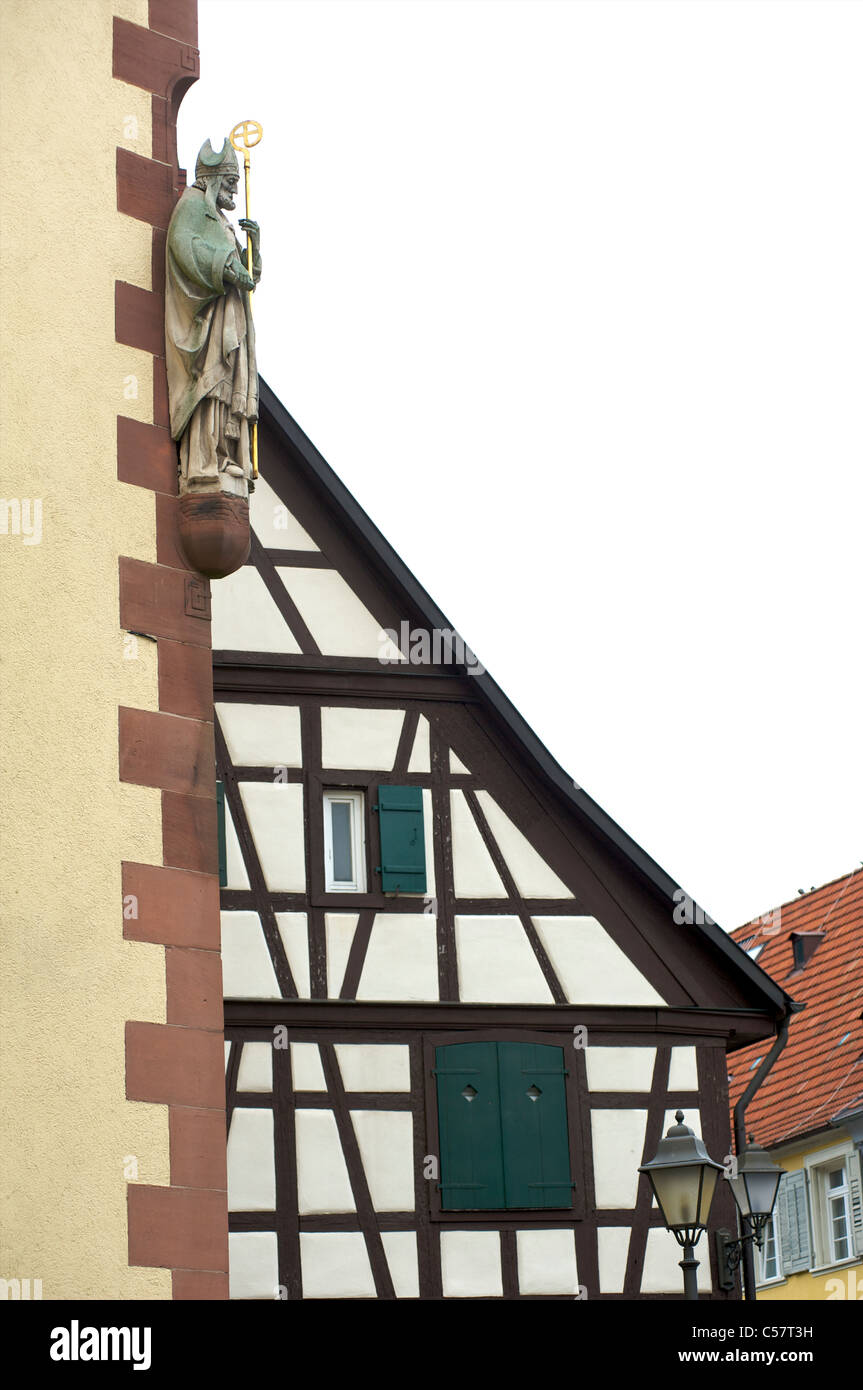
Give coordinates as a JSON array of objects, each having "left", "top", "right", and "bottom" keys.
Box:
[{"left": 726, "top": 867, "right": 863, "bottom": 1148}]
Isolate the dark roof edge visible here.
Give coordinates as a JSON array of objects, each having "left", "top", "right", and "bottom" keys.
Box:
[{"left": 259, "top": 378, "right": 795, "bottom": 1018}]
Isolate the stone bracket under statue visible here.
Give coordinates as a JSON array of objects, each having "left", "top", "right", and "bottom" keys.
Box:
[{"left": 165, "top": 136, "right": 260, "bottom": 578}]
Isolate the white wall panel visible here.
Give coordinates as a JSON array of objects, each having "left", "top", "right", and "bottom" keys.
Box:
[
  {"left": 449, "top": 749, "right": 470, "bottom": 774},
  {"left": 334, "top": 1044, "right": 411, "bottom": 1092},
  {"left": 236, "top": 1042, "right": 273, "bottom": 1092},
  {"left": 450, "top": 791, "right": 507, "bottom": 898},
  {"left": 641, "top": 1226, "right": 712, "bottom": 1293},
  {"left": 216, "top": 701, "right": 302, "bottom": 767},
  {"left": 455, "top": 916, "right": 553, "bottom": 1003},
  {"left": 357, "top": 915, "right": 439, "bottom": 1001},
  {"left": 422, "top": 789, "right": 436, "bottom": 898},
  {"left": 250, "top": 473, "right": 319, "bottom": 549},
  {"left": 668, "top": 1046, "right": 700, "bottom": 1091},
  {"left": 591, "top": 1109, "right": 649, "bottom": 1208},
  {"left": 597, "top": 1227, "right": 631, "bottom": 1293},
  {"left": 228, "top": 1108, "right": 276, "bottom": 1211},
  {"left": 211, "top": 564, "right": 301, "bottom": 654},
  {"left": 476, "top": 792, "right": 571, "bottom": 897},
  {"left": 290, "top": 1043, "right": 326, "bottom": 1091},
  {"left": 276, "top": 912, "right": 310, "bottom": 999},
  {"left": 229, "top": 1231, "right": 279, "bottom": 1300},
  {"left": 321, "top": 706, "right": 404, "bottom": 770},
  {"left": 221, "top": 912, "right": 280, "bottom": 999},
  {"left": 300, "top": 1232, "right": 376, "bottom": 1298},
  {"left": 350, "top": 1111, "right": 415, "bottom": 1211},
  {"left": 278, "top": 568, "right": 399, "bottom": 659},
  {"left": 516, "top": 1229, "right": 579, "bottom": 1295},
  {"left": 295, "top": 1110, "right": 356, "bottom": 1213},
  {"left": 440, "top": 1231, "right": 502, "bottom": 1298},
  {"left": 325, "top": 913, "right": 358, "bottom": 997},
  {"left": 223, "top": 798, "right": 249, "bottom": 889},
  {"left": 381, "top": 1231, "right": 419, "bottom": 1298},
  {"left": 585, "top": 1047, "right": 657, "bottom": 1092},
  {"left": 239, "top": 782, "right": 306, "bottom": 891},
  {"left": 407, "top": 715, "right": 430, "bottom": 772},
  {"left": 533, "top": 916, "right": 667, "bottom": 1005}
]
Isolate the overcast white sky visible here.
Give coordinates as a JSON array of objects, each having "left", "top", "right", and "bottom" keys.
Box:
[{"left": 180, "top": 0, "right": 862, "bottom": 930}]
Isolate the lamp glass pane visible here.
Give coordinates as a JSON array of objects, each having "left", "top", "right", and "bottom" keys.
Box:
[
  {"left": 650, "top": 1164, "right": 707, "bottom": 1228},
  {"left": 744, "top": 1168, "right": 782, "bottom": 1218}
]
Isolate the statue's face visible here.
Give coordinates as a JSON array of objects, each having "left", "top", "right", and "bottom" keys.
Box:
[{"left": 217, "top": 173, "right": 239, "bottom": 210}]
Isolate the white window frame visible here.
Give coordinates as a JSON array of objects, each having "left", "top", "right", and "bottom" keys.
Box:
[
  {"left": 755, "top": 1213, "right": 783, "bottom": 1285},
  {"left": 323, "top": 790, "right": 366, "bottom": 892},
  {"left": 804, "top": 1143, "right": 858, "bottom": 1272}
]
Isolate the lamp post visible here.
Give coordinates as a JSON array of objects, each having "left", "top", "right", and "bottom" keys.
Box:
[
  {"left": 638, "top": 1111, "right": 725, "bottom": 1300},
  {"left": 715, "top": 1135, "right": 785, "bottom": 1293}
]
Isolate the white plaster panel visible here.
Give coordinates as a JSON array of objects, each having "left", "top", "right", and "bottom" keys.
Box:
[
  {"left": 224, "top": 1041, "right": 231, "bottom": 1072},
  {"left": 516, "top": 1229, "right": 579, "bottom": 1295},
  {"left": 350, "top": 1111, "right": 415, "bottom": 1211},
  {"left": 239, "top": 782, "right": 306, "bottom": 891},
  {"left": 533, "top": 916, "right": 667, "bottom": 1005},
  {"left": 276, "top": 912, "right": 310, "bottom": 999},
  {"left": 291, "top": 1043, "right": 327, "bottom": 1091},
  {"left": 422, "top": 788, "right": 436, "bottom": 898},
  {"left": 591, "top": 1109, "right": 649, "bottom": 1208},
  {"left": 228, "top": 1108, "right": 276, "bottom": 1211},
  {"left": 407, "top": 714, "right": 430, "bottom": 772},
  {"left": 278, "top": 568, "right": 398, "bottom": 659},
  {"left": 440, "top": 1231, "right": 503, "bottom": 1298},
  {"left": 597, "top": 1227, "right": 631, "bottom": 1294},
  {"left": 237, "top": 1042, "right": 273, "bottom": 1093},
  {"left": 250, "top": 472, "right": 319, "bottom": 549},
  {"left": 449, "top": 749, "right": 470, "bottom": 774},
  {"left": 668, "top": 1046, "right": 699, "bottom": 1091},
  {"left": 585, "top": 1047, "right": 657, "bottom": 1092},
  {"left": 455, "top": 916, "right": 553, "bottom": 1003},
  {"left": 300, "top": 1233, "right": 376, "bottom": 1298},
  {"left": 321, "top": 706, "right": 404, "bottom": 770},
  {"left": 223, "top": 798, "right": 249, "bottom": 889},
  {"left": 216, "top": 701, "right": 302, "bottom": 767},
  {"left": 334, "top": 1044, "right": 411, "bottom": 1092},
  {"left": 221, "top": 912, "right": 280, "bottom": 999},
  {"left": 476, "top": 791, "right": 571, "bottom": 897},
  {"left": 450, "top": 791, "right": 507, "bottom": 898},
  {"left": 325, "top": 913, "right": 357, "bottom": 997},
  {"left": 229, "top": 1231, "right": 279, "bottom": 1300},
  {"left": 641, "top": 1226, "right": 712, "bottom": 1293},
  {"left": 381, "top": 1231, "right": 419, "bottom": 1298},
  {"left": 211, "top": 564, "right": 302, "bottom": 654},
  {"left": 357, "top": 915, "right": 439, "bottom": 1001},
  {"left": 295, "top": 1110, "right": 356, "bottom": 1214}
]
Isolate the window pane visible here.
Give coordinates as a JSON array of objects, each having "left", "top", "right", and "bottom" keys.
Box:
[
  {"left": 331, "top": 801, "right": 353, "bottom": 882},
  {"left": 828, "top": 1167, "right": 844, "bottom": 1190}
]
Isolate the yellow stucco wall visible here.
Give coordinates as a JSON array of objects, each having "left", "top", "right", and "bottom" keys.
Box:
[
  {"left": 0, "top": 0, "right": 173, "bottom": 1298},
  {"left": 758, "top": 1140, "right": 863, "bottom": 1302}
]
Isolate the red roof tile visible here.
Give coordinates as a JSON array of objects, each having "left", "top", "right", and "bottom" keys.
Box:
[{"left": 726, "top": 867, "right": 863, "bottom": 1148}]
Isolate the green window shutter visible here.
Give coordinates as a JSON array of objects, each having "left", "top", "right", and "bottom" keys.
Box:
[
  {"left": 498, "top": 1042, "right": 573, "bottom": 1209},
  {"left": 435, "top": 1043, "right": 505, "bottom": 1210},
  {"left": 376, "top": 784, "right": 426, "bottom": 893},
  {"left": 777, "top": 1170, "right": 811, "bottom": 1274},
  {"left": 216, "top": 780, "right": 227, "bottom": 888}
]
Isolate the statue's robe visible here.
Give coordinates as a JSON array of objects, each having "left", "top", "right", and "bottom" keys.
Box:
[{"left": 165, "top": 185, "right": 259, "bottom": 487}]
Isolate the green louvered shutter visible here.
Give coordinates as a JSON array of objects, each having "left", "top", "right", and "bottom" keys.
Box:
[
  {"left": 498, "top": 1042, "right": 573, "bottom": 1208},
  {"left": 777, "top": 1170, "right": 811, "bottom": 1274},
  {"left": 435, "top": 1043, "right": 505, "bottom": 1209},
  {"left": 216, "top": 780, "right": 227, "bottom": 888},
  {"left": 376, "top": 784, "right": 426, "bottom": 893}
]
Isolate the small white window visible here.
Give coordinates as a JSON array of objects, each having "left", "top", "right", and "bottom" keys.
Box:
[
  {"left": 826, "top": 1165, "right": 852, "bottom": 1264},
  {"left": 323, "top": 791, "right": 366, "bottom": 892},
  {"left": 756, "top": 1214, "right": 782, "bottom": 1283}
]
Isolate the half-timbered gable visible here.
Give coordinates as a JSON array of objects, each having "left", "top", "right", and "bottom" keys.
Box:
[{"left": 215, "top": 381, "right": 790, "bottom": 1300}]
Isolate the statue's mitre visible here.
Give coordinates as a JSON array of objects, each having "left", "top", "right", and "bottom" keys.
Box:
[{"left": 195, "top": 138, "right": 239, "bottom": 183}]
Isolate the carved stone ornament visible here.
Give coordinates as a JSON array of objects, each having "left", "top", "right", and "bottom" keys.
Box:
[{"left": 165, "top": 136, "right": 259, "bottom": 576}]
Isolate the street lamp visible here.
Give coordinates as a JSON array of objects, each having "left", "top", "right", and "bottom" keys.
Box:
[
  {"left": 638, "top": 1110, "right": 725, "bottom": 1300},
  {"left": 716, "top": 1134, "right": 785, "bottom": 1292}
]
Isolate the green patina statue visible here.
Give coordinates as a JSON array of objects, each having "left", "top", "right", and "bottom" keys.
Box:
[{"left": 165, "top": 138, "right": 261, "bottom": 494}]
